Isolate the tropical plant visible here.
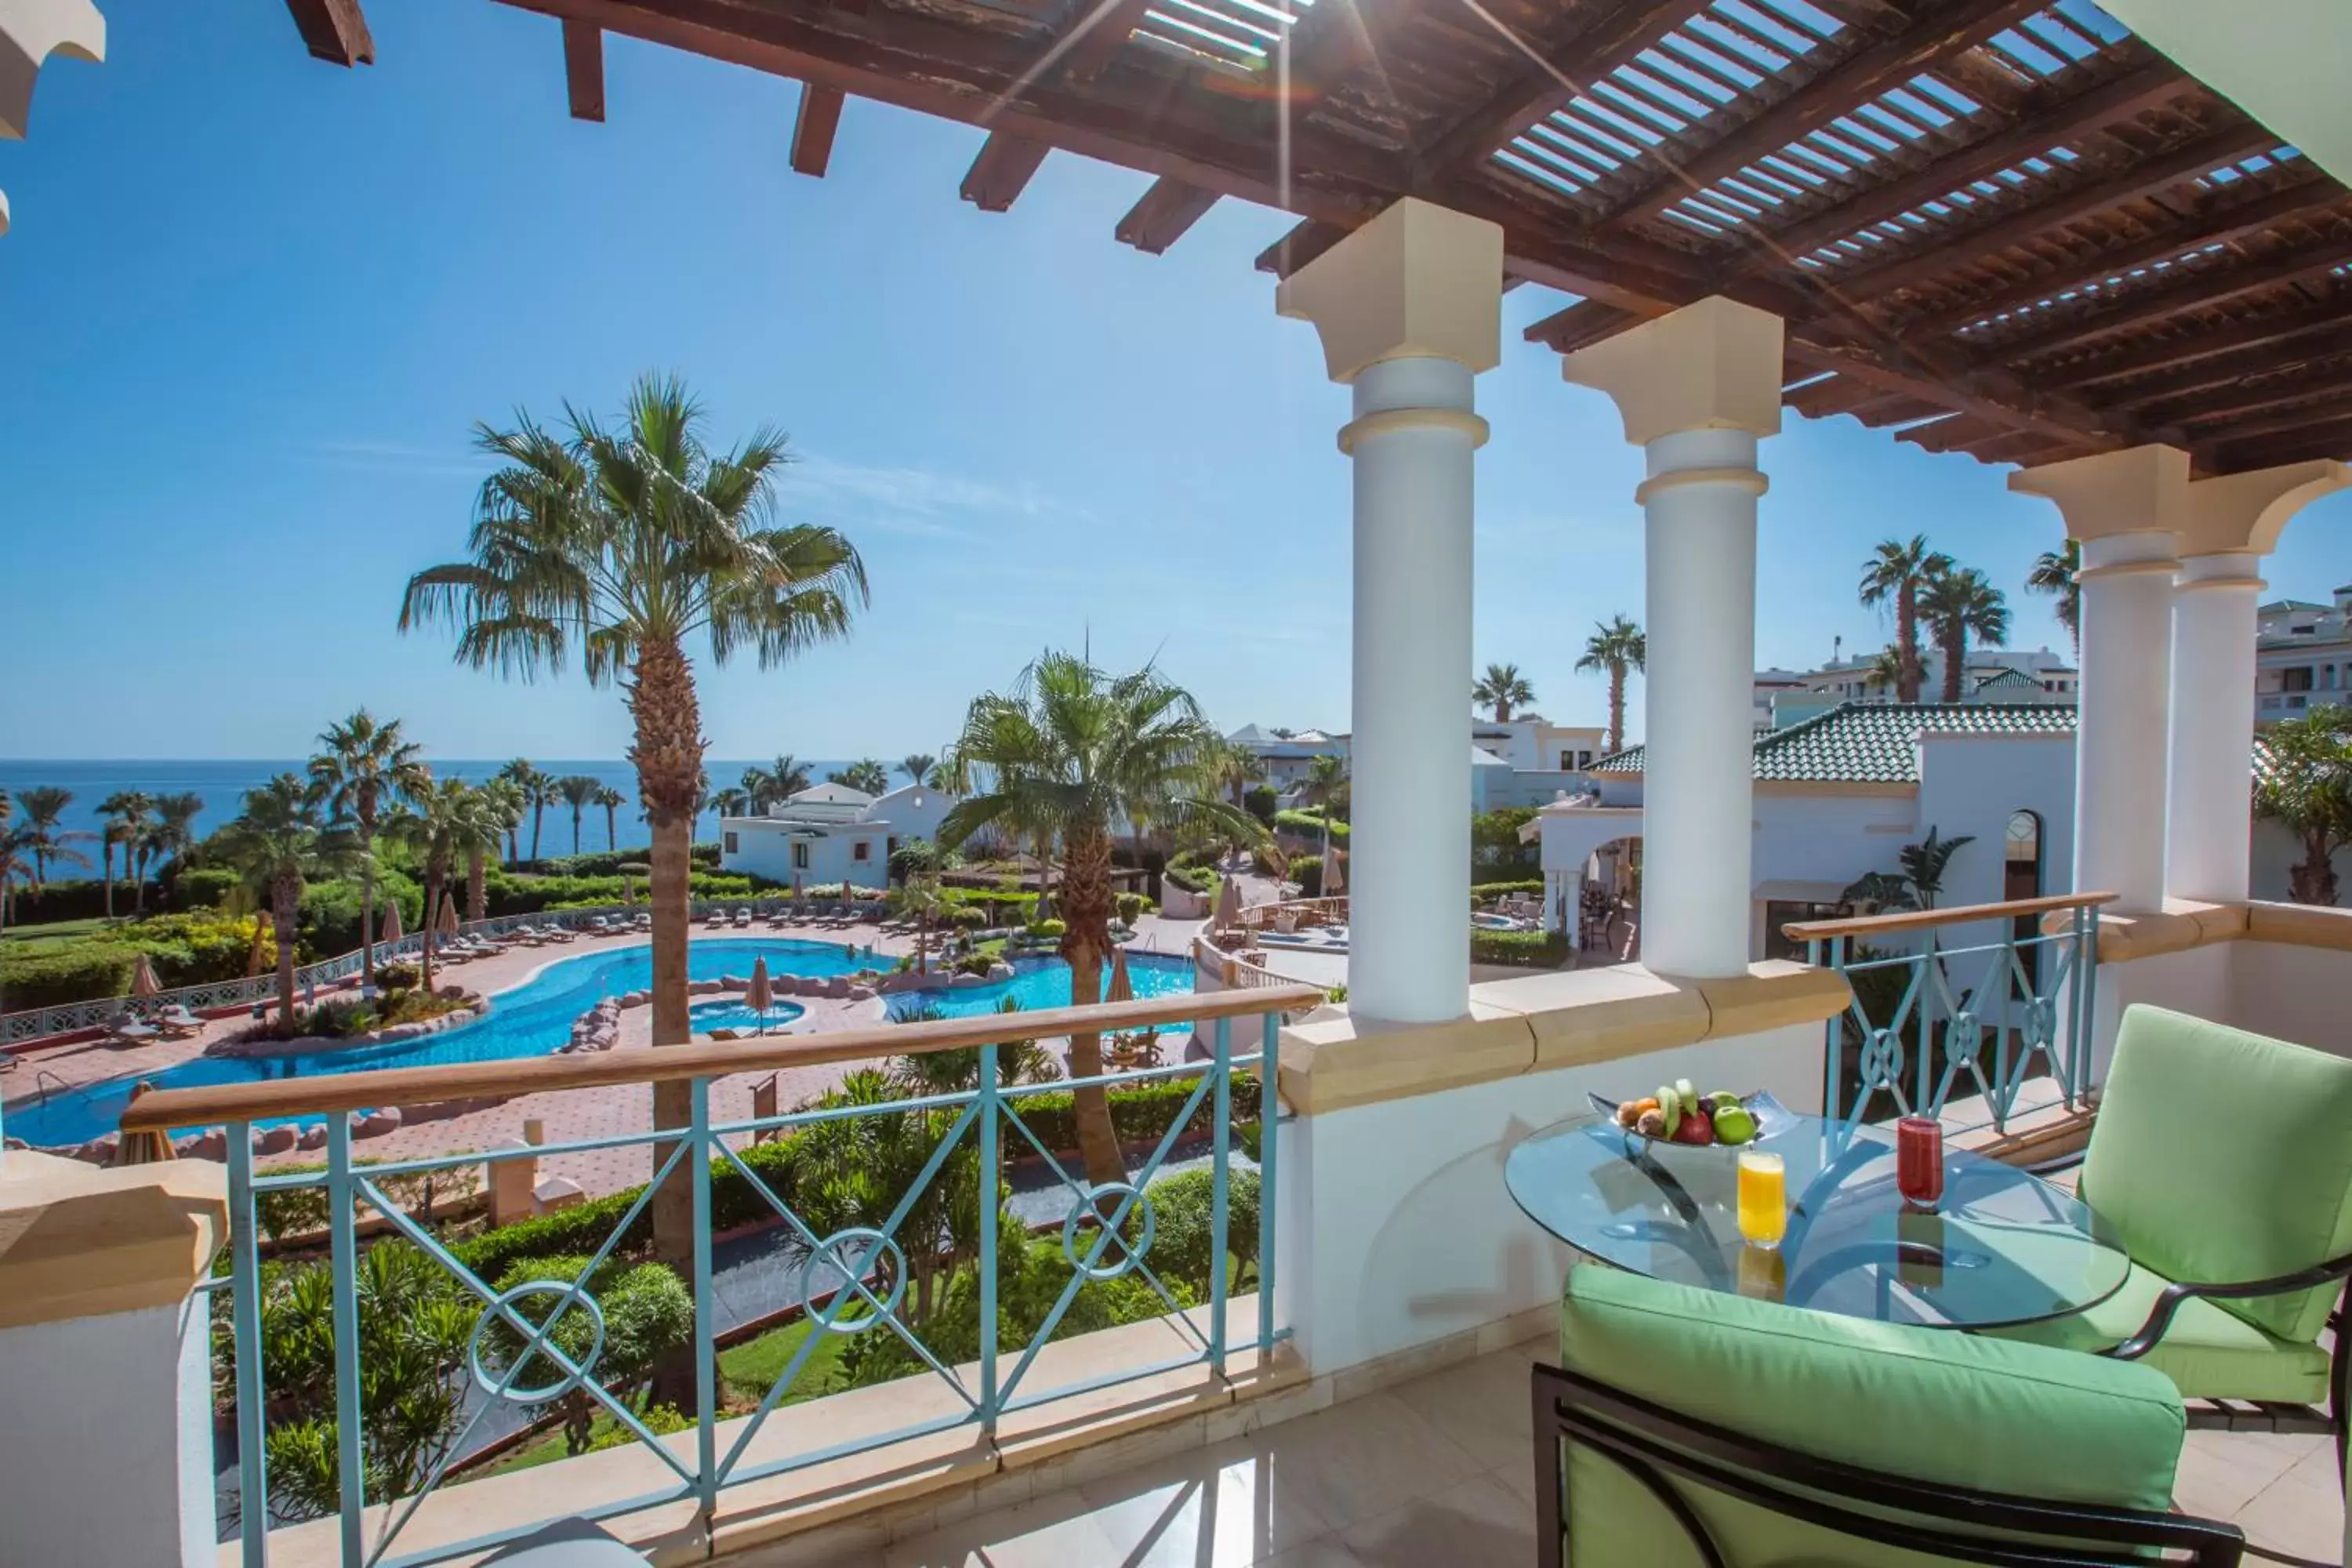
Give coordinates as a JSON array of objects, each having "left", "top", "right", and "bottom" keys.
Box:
[
  {"left": 554, "top": 774, "right": 602, "bottom": 855},
  {"left": 400, "top": 373, "right": 868, "bottom": 1271},
  {"left": 1472, "top": 662, "right": 1535, "bottom": 723},
  {"left": 13, "top": 785, "right": 89, "bottom": 892},
  {"left": 0, "top": 827, "right": 34, "bottom": 935},
  {"left": 1918, "top": 564, "right": 2010, "bottom": 702},
  {"left": 830, "top": 758, "right": 891, "bottom": 796},
  {"left": 470, "top": 779, "right": 526, "bottom": 923},
  {"left": 2027, "top": 538, "right": 2082, "bottom": 656},
  {"left": 142, "top": 792, "right": 204, "bottom": 911},
  {"left": 593, "top": 784, "right": 627, "bottom": 850},
  {"left": 212, "top": 775, "right": 358, "bottom": 1029},
  {"left": 309, "top": 710, "right": 432, "bottom": 988},
  {"left": 96, "top": 790, "right": 154, "bottom": 920},
  {"left": 1576, "top": 615, "right": 1647, "bottom": 755},
  {"left": 1840, "top": 826, "right": 1974, "bottom": 914},
  {"left": 938, "top": 654, "right": 1261, "bottom": 1187},
  {"left": 1858, "top": 535, "right": 1951, "bottom": 702},
  {"left": 495, "top": 759, "right": 546, "bottom": 866},
  {"left": 476, "top": 1254, "right": 694, "bottom": 1457},
  {"left": 710, "top": 786, "right": 750, "bottom": 819},
  {"left": 1298, "top": 753, "right": 1348, "bottom": 887},
  {"left": 1213, "top": 739, "right": 1266, "bottom": 810},
  {"left": 1864, "top": 644, "right": 1906, "bottom": 697},
  {"left": 898, "top": 753, "right": 937, "bottom": 789},
  {"left": 387, "top": 779, "right": 503, "bottom": 992},
  {"left": 2255, "top": 706, "right": 2352, "bottom": 905}
]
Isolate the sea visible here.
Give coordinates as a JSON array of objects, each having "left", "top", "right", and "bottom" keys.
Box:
[{"left": 0, "top": 760, "right": 890, "bottom": 858}]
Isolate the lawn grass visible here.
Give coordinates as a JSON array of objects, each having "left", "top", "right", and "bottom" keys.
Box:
[
  {"left": 465, "top": 1317, "right": 855, "bottom": 1482},
  {"left": 0, "top": 916, "right": 119, "bottom": 948}
]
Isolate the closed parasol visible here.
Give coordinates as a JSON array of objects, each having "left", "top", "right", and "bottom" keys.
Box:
[
  {"left": 129, "top": 953, "right": 161, "bottom": 1000},
  {"left": 437, "top": 893, "right": 461, "bottom": 936},
  {"left": 115, "top": 1082, "right": 176, "bottom": 1166},
  {"left": 1213, "top": 877, "right": 1242, "bottom": 931},
  {"left": 746, "top": 956, "right": 775, "bottom": 1034},
  {"left": 1325, "top": 847, "right": 1345, "bottom": 895},
  {"left": 379, "top": 902, "right": 405, "bottom": 948},
  {"left": 1105, "top": 945, "right": 1133, "bottom": 1005}
]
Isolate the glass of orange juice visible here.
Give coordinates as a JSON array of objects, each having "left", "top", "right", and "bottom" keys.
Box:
[{"left": 1737, "top": 1150, "right": 1787, "bottom": 1248}]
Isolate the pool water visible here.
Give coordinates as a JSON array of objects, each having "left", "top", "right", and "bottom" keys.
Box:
[
  {"left": 9, "top": 938, "right": 877, "bottom": 1148},
  {"left": 884, "top": 952, "right": 1196, "bottom": 1026},
  {"left": 687, "top": 999, "right": 807, "bottom": 1033}
]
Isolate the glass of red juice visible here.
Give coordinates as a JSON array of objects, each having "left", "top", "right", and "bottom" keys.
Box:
[{"left": 1896, "top": 1116, "right": 1944, "bottom": 1208}]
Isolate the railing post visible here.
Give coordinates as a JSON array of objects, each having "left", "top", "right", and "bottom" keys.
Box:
[
  {"left": 1209, "top": 1017, "right": 1232, "bottom": 1378},
  {"left": 327, "top": 1117, "right": 365, "bottom": 1566},
  {"left": 230, "top": 1126, "right": 270, "bottom": 1568},
  {"left": 1256, "top": 1010, "right": 1279, "bottom": 1356},
  {"left": 978, "top": 1041, "right": 1000, "bottom": 1436},
  {"left": 690, "top": 1078, "right": 717, "bottom": 1519},
  {"left": 2072, "top": 902, "right": 2099, "bottom": 1106},
  {"left": 1813, "top": 936, "right": 1843, "bottom": 1126}
]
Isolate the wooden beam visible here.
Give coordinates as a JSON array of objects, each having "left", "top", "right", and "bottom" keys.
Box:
[
  {"left": 1846, "top": 390, "right": 1955, "bottom": 427},
  {"left": 1276, "top": 0, "right": 1426, "bottom": 109},
  {"left": 2184, "top": 401, "right": 2352, "bottom": 448},
  {"left": 1963, "top": 234, "right": 2352, "bottom": 366},
  {"left": 1054, "top": 0, "right": 1161, "bottom": 83},
  {"left": 1413, "top": 0, "right": 1715, "bottom": 179},
  {"left": 1909, "top": 175, "right": 2333, "bottom": 335},
  {"left": 284, "top": 0, "right": 373, "bottom": 67},
  {"left": 2205, "top": 414, "right": 2352, "bottom": 472},
  {"left": 1598, "top": 0, "right": 2045, "bottom": 234},
  {"left": 789, "top": 83, "right": 845, "bottom": 177},
  {"left": 1253, "top": 220, "right": 1351, "bottom": 279},
  {"left": 961, "top": 133, "right": 1051, "bottom": 212},
  {"left": 1523, "top": 300, "right": 1641, "bottom": 354},
  {"left": 1964, "top": 430, "right": 2094, "bottom": 466},
  {"left": 1114, "top": 177, "right": 1218, "bottom": 254},
  {"left": 1756, "top": 61, "right": 2193, "bottom": 264},
  {"left": 1896, "top": 412, "right": 2009, "bottom": 452},
  {"left": 1826, "top": 119, "right": 2284, "bottom": 302},
  {"left": 561, "top": 20, "right": 604, "bottom": 122},
  {"left": 2046, "top": 296, "right": 2352, "bottom": 390},
  {"left": 2125, "top": 332, "right": 2352, "bottom": 416}
]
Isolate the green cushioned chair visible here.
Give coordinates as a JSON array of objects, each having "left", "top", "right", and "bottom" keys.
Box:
[
  {"left": 1986, "top": 1004, "right": 2352, "bottom": 1482},
  {"left": 1539, "top": 1265, "right": 2241, "bottom": 1566}
]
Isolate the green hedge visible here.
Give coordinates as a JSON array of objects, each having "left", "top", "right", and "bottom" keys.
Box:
[
  {"left": 1273, "top": 810, "right": 1348, "bottom": 841},
  {"left": 0, "top": 945, "right": 141, "bottom": 1010},
  {"left": 1471, "top": 880, "right": 1544, "bottom": 900},
  {"left": 1470, "top": 928, "right": 1570, "bottom": 968},
  {"left": 532, "top": 844, "right": 720, "bottom": 877},
  {"left": 0, "top": 909, "right": 278, "bottom": 1010}
]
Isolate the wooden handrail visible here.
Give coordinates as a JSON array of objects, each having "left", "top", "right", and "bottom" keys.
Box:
[
  {"left": 118, "top": 985, "right": 1326, "bottom": 1131},
  {"left": 1780, "top": 891, "right": 2117, "bottom": 943}
]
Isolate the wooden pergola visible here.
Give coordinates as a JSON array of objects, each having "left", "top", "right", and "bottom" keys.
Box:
[{"left": 287, "top": 0, "right": 2347, "bottom": 474}]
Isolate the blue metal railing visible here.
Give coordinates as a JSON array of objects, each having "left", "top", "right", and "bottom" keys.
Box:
[
  {"left": 1791, "top": 893, "right": 2111, "bottom": 1141},
  {"left": 132, "top": 985, "right": 1316, "bottom": 1567}
]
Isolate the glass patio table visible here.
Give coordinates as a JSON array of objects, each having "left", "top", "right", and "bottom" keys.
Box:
[{"left": 1504, "top": 1105, "right": 2130, "bottom": 1330}]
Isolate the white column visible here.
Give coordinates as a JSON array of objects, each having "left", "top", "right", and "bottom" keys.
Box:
[
  {"left": 2167, "top": 554, "right": 2263, "bottom": 902},
  {"left": 2077, "top": 532, "right": 2180, "bottom": 911},
  {"left": 1277, "top": 198, "right": 1503, "bottom": 1025},
  {"left": 1562, "top": 297, "right": 1784, "bottom": 978},
  {"left": 2012, "top": 448, "right": 2190, "bottom": 913}
]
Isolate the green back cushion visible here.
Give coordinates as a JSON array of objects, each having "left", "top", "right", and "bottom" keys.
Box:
[
  {"left": 1556, "top": 1265, "right": 2185, "bottom": 1567},
  {"left": 2085, "top": 1005, "right": 2352, "bottom": 1342}
]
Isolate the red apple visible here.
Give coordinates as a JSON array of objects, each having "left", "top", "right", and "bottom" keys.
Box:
[{"left": 1672, "top": 1109, "right": 1714, "bottom": 1145}]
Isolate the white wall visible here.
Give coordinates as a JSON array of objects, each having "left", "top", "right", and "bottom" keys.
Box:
[
  {"left": 1279, "top": 1022, "right": 1824, "bottom": 1374},
  {"left": 719, "top": 822, "right": 890, "bottom": 889},
  {"left": 869, "top": 784, "right": 956, "bottom": 845}
]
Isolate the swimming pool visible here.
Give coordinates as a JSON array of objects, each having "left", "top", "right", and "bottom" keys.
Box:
[
  {"left": 687, "top": 998, "right": 808, "bottom": 1034},
  {"left": 884, "top": 952, "right": 1196, "bottom": 1025},
  {"left": 9, "top": 938, "right": 877, "bottom": 1149}
]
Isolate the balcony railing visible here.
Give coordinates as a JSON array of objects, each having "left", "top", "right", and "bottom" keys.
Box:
[
  {"left": 120, "top": 984, "right": 1320, "bottom": 1568},
  {"left": 1783, "top": 892, "right": 2114, "bottom": 1142}
]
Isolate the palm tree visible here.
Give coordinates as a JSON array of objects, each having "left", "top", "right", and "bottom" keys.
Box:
[
  {"left": 593, "top": 784, "right": 627, "bottom": 850},
  {"left": 939, "top": 654, "right": 1261, "bottom": 1189},
  {"left": 741, "top": 754, "right": 811, "bottom": 813},
  {"left": 2256, "top": 707, "right": 2352, "bottom": 905},
  {"left": 96, "top": 791, "right": 153, "bottom": 920},
  {"left": 710, "top": 786, "right": 750, "bottom": 820},
  {"left": 1213, "top": 740, "right": 1267, "bottom": 810},
  {"left": 1576, "top": 616, "right": 1647, "bottom": 756},
  {"left": 0, "top": 827, "right": 35, "bottom": 935},
  {"left": 495, "top": 759, "right": 543, "bottom": 866},
  {"left": 1858, "top": 535, "right": 1952, "bottom": 702},
  {"left": 14, "top": 786, "right": 89, "bottom": 892},
  {"left": 144, "top": 793, "right": 204, "bottom": 910},
  {"left": 1472, "top": 662, "right": 1536, "bottom": 723},
  {"left": 1863, "top": 644, "right": 1906, "bottom": 699},
  {"left": 388, "top": 779, "right": 503, "bottom": 993},
  {"left": 554, "top": 774, "right": 602, "bottom": 855},
  {"left": 1298, "top": 752, "right": 1348, "bottom": 884},
  {"left": 1840, "top": 826, "right": 1974, "bottom": 913},
  {"left": 898, "top": 753, "right": 937, "bottom": 789},
  {"left": 401, "top": 373, "right": 868, "bottom": 1268},
  {"left": 2027, "top": 538, "right": 2082, "bottom": 657},
  {"left": 1919, "top": 565, "right": 2011, "bottom": 702},
  {"left": 831, "top": 758, "right": 891, "bottom": 796},
  {"left": 472, "top": 780, "right": 526, "bottom": 922},
  {"left": 212, "top": 775, "right": 357, "bottom": 1029},
  {"left": 309, "top": 710, "right": 431, "bottom": 988}
]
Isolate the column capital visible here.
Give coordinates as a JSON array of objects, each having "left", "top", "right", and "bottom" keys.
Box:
[
  {"left": 1275, "top": 198, "right": 1503, "bottom": 383},
  {"left": 2183, "top": 459, "right": 2352, "bottom": 557},
  {"left": 1559, "top": 296, "right": 1784, "bottom": 446},
  {"left": 0, "top": 1152, "right": 227, "bottom": 1330},
  {"left": 2007, "top": 445, "right": 2190, "bottom": 539}
]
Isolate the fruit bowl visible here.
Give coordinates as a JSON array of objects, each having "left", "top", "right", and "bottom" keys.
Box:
[{"left": 1588, "top": 1087, "right": 1795, "bottom": 1153}]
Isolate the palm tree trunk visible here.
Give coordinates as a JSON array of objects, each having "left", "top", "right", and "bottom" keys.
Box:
[
  {"left": 628, "top": 635, "right": 707, "bottom": 1280},
  {"left": 1942, "top": 630, "right": 1965, "bottom": 703},
  {"left": 572, "top": 808, "right": 583, "bottom": 856},
  {"left": 1606, "top": 666, "right": 1627, "bottom": 755},
  {"left": 1060, "top": 826, "right": 1127, "bottom": 1189},
  {"left": 101, "top": 838, "right": 114, "bottom": 920},
  {"left": 506, "top": 825, "right": 520, "bottom": 868},
  {"left": 530, "top": 802, "right": 544, "bottom": 866},
  {"left": 133, "top": 851, "right": 147, "bottom": 913},
  {"left": 1897, "top": 592, "right": 1922, "bottom": 703},
  {"left": 466, "top": 848, "right": 488, "bottom": 924},
  {"left": 274, "top": 887, "right": 299, "bottom": 1030},
  {"left": 421, "top": 873, "right": 441, "bottom": 994},
  {"left": 358, "top": 830, "right": 378, "bottom": 989},
  {"left": 606, "top": 805, "right": 619, "bottom": 851}
]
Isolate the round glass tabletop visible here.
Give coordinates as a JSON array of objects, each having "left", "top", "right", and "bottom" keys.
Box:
[{"left": 1504, "top": 1109, "right": 2130, "bottom": 1329}]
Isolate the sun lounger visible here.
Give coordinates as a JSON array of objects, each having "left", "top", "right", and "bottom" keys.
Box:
[{"left": 107, "top": 1022, "right": 162, "bottom": 1045}]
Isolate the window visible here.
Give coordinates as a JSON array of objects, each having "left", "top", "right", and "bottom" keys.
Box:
[
  {"left": 724, "top": 831, "right": 738, "bottom": 854},
  {"left": 1577, "top": 750, "right": 1594, "bottom": 768},
  {"left": 853, "top": 840, "right": 871, "bottom": 862},
  {"left": 2284, "top": 666, "right": 2316, "bottom": 692},
  {"left": 887, "top": 837, "right": 899, "bottom": 856},
  {"left": 1763, "top": 901, "right": 1846, "bottom": 963},
  {"left": 1558, "top": 750, "right": 1572, "bottom": 769},
  {"left": 791, "top": 842, "right": 810, "bottom": 870}
]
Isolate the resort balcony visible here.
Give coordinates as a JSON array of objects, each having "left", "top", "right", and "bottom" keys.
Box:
[{"left": 9, "top": 881, "right": 2352, "bottom": 1567}]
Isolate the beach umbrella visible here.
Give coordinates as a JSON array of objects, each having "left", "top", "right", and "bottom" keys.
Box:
[
  {"left": 1213, "top": 877, "right": 1241, "bottom": 931},
  {"left": 1105, "top": 945, "right": 1134, "bottom": 1005},
  {"left": 129, "top": 953, "right": 161, "bottom": 1000},
  {"left": 115, "top": 1082, "right": 176, "bottom": 1166},
  {"left": 437, "top": 892, "right": 460, "bottom": 936},
  {"left": 379, "top": 902, "right": 405, "bottom": 947},
  {"left": 746, "top": 957, "right": 775, "bottom": 1034},
  {"left": 1325, "top": 846, "right": 1346, "bottom": 896}
]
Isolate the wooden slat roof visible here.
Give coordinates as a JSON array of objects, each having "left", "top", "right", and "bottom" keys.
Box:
[{"left": 289, "top": 0, "right": 2350, "bottom": 474}]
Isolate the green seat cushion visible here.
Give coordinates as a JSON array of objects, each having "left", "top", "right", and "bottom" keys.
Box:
[
  {"left": 2085, "top": 1005, "right": 2352, "bottom": 1344},
  {"left": 1985, "top": 1262, "right": 2332, "bottom": 1404},
  {"left": 1555, "top": 1265, "right": 2187, "bottom": 1568}
]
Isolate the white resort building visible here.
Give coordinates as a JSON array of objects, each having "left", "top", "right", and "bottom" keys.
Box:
[{"left": 715, "top": 781, "right": 960, "bottom": 889}]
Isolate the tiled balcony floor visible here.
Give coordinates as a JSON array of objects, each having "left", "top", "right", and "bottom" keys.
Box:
[{"left": 771, "top": 1334, "right": 2343, "bottom": 1568}]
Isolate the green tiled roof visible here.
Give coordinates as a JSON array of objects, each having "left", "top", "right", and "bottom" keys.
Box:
[
  {"left": 1973, "top": 668, "right": 2041, "bottom": 692},
  {"left": 1588, "top": 703, "right": 2077, "bottom": 783}
]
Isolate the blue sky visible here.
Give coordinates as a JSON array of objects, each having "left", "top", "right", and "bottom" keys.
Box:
[{"left": 2, "top": 0, "right": 2344, "bottom": 760}]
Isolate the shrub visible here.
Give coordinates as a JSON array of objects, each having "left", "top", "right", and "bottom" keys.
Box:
[
  {"left": 1472, "top": 808, "right": 1541, "bottom": 880},
  {"left": 1124, "top": 1167, "right": 1261, "bottom": 1298},
  {"left": 1272, "top": 809, "right": 1348, "bottom": 842},
  {"left": 1163, "top": 862, "right": 1215, "bottom": 895},
  {"left": 1243, "top": 784, "right": 1278, "bottom": 823},
  {"left": 942, "top": 906, "right": 989, "bottom": 930},
  {"left": 1289, "top": 855, "right": 1323, "bottom": 898},
  {"left": 0, "top": 943, "right": 140, "bottom": 1010},
  {"left": 172, "top": 866, "right": 243, "bottom": 909},
  {"left": 1114, "top": 892, "right": 1149, "bottom": 924},
  {"left": 1470, "top": 928, "right": 1570, "bottom": 968},
  {"left": 1470, "top": 879, "right": 1545, "bottom": 902},
  {"left": 534, "top": 845, "right": 717, "bottom": 878},
  {"left": 1027, "top": 918, "right": 1066, "bottom": 939}
]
